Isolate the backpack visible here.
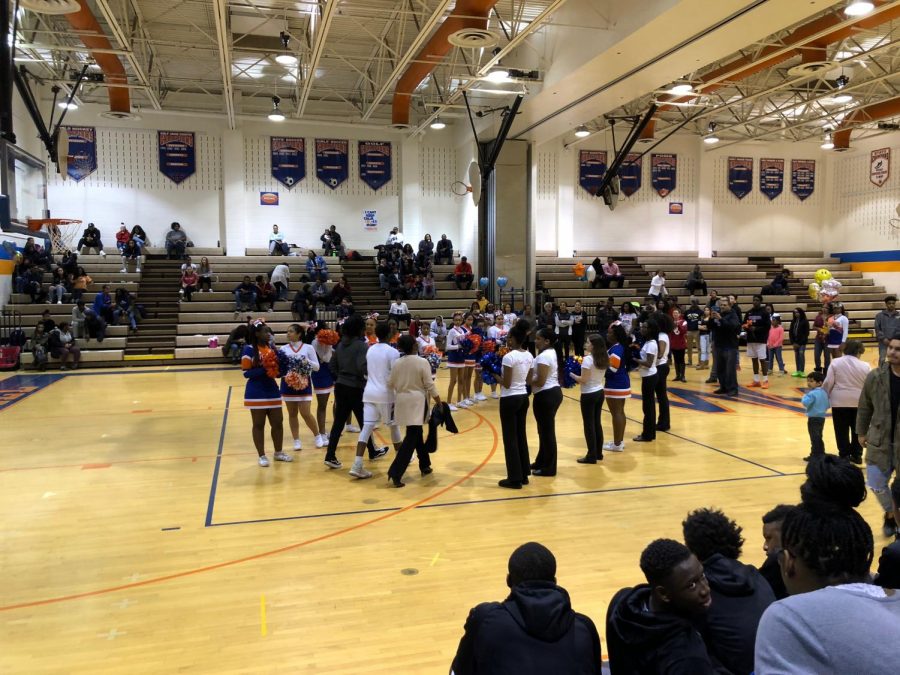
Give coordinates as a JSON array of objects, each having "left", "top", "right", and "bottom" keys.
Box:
[{"left": 7, "top": 329, "right": 27, "bottom": 347}]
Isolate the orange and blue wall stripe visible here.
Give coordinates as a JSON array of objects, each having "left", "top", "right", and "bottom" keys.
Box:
[{"left": 832, "top": 250, "right": 900, "bottom": 273}]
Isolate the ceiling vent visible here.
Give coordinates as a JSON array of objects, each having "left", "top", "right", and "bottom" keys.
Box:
[
  {"left": 787, "top": 61, "right": 839, "bottom": 78},
  {"left": 20, "top": 0, "right": 80, "bottom": 14},
  {"left": 448, "top": 29, "right": 498, "bottom": 49},
  {"left": 100, "top": 110, "right": 141, "bottom": 120}
]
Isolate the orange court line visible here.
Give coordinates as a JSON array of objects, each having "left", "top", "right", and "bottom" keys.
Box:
[
  {"left": 0, "top": 410, "right": 499, "bottom": 612},
  {"left": 131, "top": 409, "right": 154, "bottom": 414},
  {"left": 80, "top": 463, "right": 111, "bottom": 470}
]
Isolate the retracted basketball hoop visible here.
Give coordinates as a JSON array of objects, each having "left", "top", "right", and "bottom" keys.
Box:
[
  {"left": 27, "top": 218, "right": 82, "bottom": 252},
  {"left": 449, "top": 161, "right": 483, "bottom": 205}
]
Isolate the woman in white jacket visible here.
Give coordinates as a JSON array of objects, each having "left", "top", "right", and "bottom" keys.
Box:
[
  {"left": 821, "top": 340, "right": 870, "bottom": 464},
  {"left": 648, "top": 270, "right": 667, "bottom": 300},
  {"left": 271, "top": 263, "right": 290, "bottom": 301}
]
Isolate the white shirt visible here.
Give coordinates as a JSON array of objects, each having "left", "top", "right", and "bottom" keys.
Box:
[
  {"left": 430, "top": 320, "right": 448, "bottom": 338},
  {"left": 389, "top": 302, "right": 409, "bottom": 316},
  {"left": 180, "top": 262, "right": 198, "bottom": 273},
  {"left": 503, "top": 313, "right": 518, "bottom": 329},
  {"left": 270, "top": 231, "right": 285, "bottom": 243},
  {"left": 279, "top": 342, "right": 320, "bottom": 372},
  {"left": 639, "top": 340, "right": 658, "bottom": 377},
  {"left": 620, "top": 312, "right": 638, "bottom": 335},
  {"left": 363, "top": 342, "right": 400, "bottom": 403},
  {"left": 271, "top": 264, "right": 290, "bottom": 286},
  {"left": 649, "top": 275, "right": 667, "bottom": 296},
  {"left": 387, "top": 231, "right": 404, "bottom": 246},
  {"left": 446, "top": 325, "right": 467, "bottom": 352},
  {"left": 579, "top": 355, "right": 604, "bottom": 394},
  {"left": 657, "top": 332, "right": 670, "bottom": 366},
  {"left": 416, "top": 334, "right": 436, "bottom": 355},
  {"left": 501, "top": 349, "right": 534, "bottom": 397},
  {"left": 532, "top": 348, "right": 560, "bottom": 394},
  {"left": 487, "top": 326, "right": 508, "bottom": 343}
]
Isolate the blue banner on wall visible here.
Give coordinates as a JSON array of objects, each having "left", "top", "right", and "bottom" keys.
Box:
[
  {"left": 651, "top": 153, "right": 677, "bottom": 197},
  {"left": 64, "top": 126, "right": 97, "bottom": 182},
  {"left": 158, "top": 131, "right": 196, "bottom": 184},
  {"left": 359, "top": 141, "right": 392, "bottom": 190},
  {"left": 271, "top": 137, "right": 305, "bottom": 189},
  {"left": 728, "top": 156, "right": 753, "bottom": 199},
  {"left": 618, "top": 153, "right": 642, "bottom": 197},
  {"left": 759, "top": 158, "right": 784, "bottom": 200},
  {"left": 578, "top": 150, "right": 607, "bottom": 196},
  {"left": 315, "top": 138, "right": 349, "bottom": 190},
  {"left": 791, "top": 159, "right": 816, "bottom": 201}
]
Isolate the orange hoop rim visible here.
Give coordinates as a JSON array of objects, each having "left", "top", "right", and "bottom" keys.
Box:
[{"left": 26, "top": 218, "right": 83, "bottom": 232}]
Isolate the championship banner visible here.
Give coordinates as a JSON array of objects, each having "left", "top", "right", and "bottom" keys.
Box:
[
  {"left": 727, "top": 156, "right": 753, "bottom": 199},
  {"left": 791, "top": 159, "right": 816, "bottom": 201},
  {"left": 359, "top": 141, "right": 392, "bottom": 190},
  {"left": 619, "top": 153, "right": 643, "bottom": 197},
  {"left": 871, "top": 148, "right": 890, "bottom": 187},
  {"left": 315, "top": 138, "right": 349, "bottom": 189},
  {"left": 578, "top": 150, "right": 607, "bottom": 195},
  {"left": 271, "top": 137, "right": 305, "bottom": 189},
  {"left": 759, "top": 158, "right": 784, "bottom": 200},
  {"left": 64, "top": 126, "right": 97, "bottom": 182},
  {"left": 651, "top": 153, "right": 677, "bottom": 197},
  {"left": 158, "top": 131, "right": 196, "bottom": 184}
]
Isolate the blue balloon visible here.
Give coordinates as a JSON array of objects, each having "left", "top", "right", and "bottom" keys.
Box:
[
  {"left": 497, "top": 276, "right": 508, "bottom": 288},
  {"left": 479, "top": 276, "right": 489, "bottom": 289}
]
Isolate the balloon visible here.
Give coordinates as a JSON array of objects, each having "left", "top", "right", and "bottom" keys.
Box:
[
  {"left": 820, "top": 278, "right": 842, "bottom": 302},
  {"left": 808, "top": 283, "right": 820, "bottom": 300},
  {"left": 585, "top": 266, "right": 597, "bottom": 283},
  {"left": 479, "top": 276, "right": 489, "bottom": 289},
  {"left": 572, "top": 262, "right": 585, "bottom": 279},
  {"left": 497, "top": 276, "right": 508, "bottom": 288},
  {"left": 814, "top": 268, "right": 832, "bottom": 284}
]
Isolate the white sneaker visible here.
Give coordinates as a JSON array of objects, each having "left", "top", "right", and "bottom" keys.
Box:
[
  {"left": 490, "top": 392, "right": 499, "bottom": 399},
  {"left": 273, "top": 451, "right": 293, "bottom": 462},
  {"left": 267, "top": 308, "right": 274, "bottom": 313},
  {"left": 349, "top": 465, "right": 372, "bottom": 479},
  {"left": 258, "top": 456, "right": 270, "bottom": 467},
  {"left": 474, "top": 393, "right": 488, "bottom": 401},
  {"left": 99, "top": 250, "right": 106, "bottom": 257},
  {"left": 448, "top": 404, "right": 459, "bottom": 411},
  {"left": 464, "top": 398, "right": 475, "bottom": 406},
  {"left": 456, "top": 400, "right": 468, "bottom": 408},
  {"left": 315, "top": 434, "right": 326, "bottom": 448},
  {"left": 293, "top": 439, "right": 302, "bottom": 451},
  {"left": 602, "top": 441, "right": 616, "bottom": 450},
  {"left": 120, "top": 267, "right": 127, "bottom": 273},
  {"left": 136, "top": 267, "right": 141, "bottom": 273},
  {"left": 57, "top": 300, "right": 62, "bottom": 305},
  {"left": 345, "top": 423, "right": 360, "bottom": 433},
  {"left": 607, "top": 443, "right": 625, "bottom": 453}
]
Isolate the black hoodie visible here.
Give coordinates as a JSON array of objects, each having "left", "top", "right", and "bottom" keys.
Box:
[
  {"left": 699, "top": 554, "right": 775, "bottom": 675},
  {"left": 450, "top": 581, "right": 601, "bottom": 674},
  {"left": 606, "top": 585, "right": 717, "bottom": 675}
]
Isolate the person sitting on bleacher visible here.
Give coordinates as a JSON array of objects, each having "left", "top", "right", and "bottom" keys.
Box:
[
  {"left": 23, "top": 237, "right": 50, "bottom": 269},
  {"left": 115, "top": 224, "right": 131, "bottom": 253},
  {"left": 180, "top": 267, "right": 199, "bottom": 303},
  {"left": 321, "top": 225, "right": 345, "bottom": 258},
  {"left": 233, "top": 276, "right": 257, "bottom": 317},
  {"left": 435, "top": 234, "right": 453, "bottom": 265},
  {"left": 48, "top": 268, "right": 70, "bottom": 305},
  {"left": 48, "top": 322, "right": 81, "bottom": 370},
  {"left": 38, "top": 309, "right": 56, "bottom": 334},
  {"left": 130, "top": 224, "right": 148, "bottom": 251},
  {"left": 116, "top": 288, "right": 140, "bottom": 332},
  {"left": 71, "top": 300, "right": 87, "bottom": 338},
  {"left": 336, "top": 296, "right": 354, "bottom": 321},
  {"left": 71, "top": 267, "right": 92, "bottom": 303},
  {"left": 305, "top": 249, "right": 328, "bottom": 282},
  {"left": 600, "top": 256, "right": 625, "bottom": 289},
  {"left": 422, "top": 272, "right": 435, "bottom": 300},
  {"left": 165, "top": 222, "right": 190, "bottom": 260},
  {"left": 386, "top": 226, "right": 404, "bottom": 247},
  {"left": 399, "top": 250, "right": 416, "bottom": 279},
  {"left": 330, "top": 277, "right": 352, "bottom": 305},
  {"left": 765, "top": 270, "right": 791, "bottom": 296},
  {"left": 268, "top": 224, "right": 291, "bottom": 256},
  {"left": 255, "top": 275, "right": 277, "bottom": 313},
  {"left": 60, "top": 249, "right": 78, "bottom": 277},
  {"left": 93, "top": 285, "right": 117, "bottom": 325},
  {"left": 310, "top": 279, "right": 329, "bottom": 306},
  {"left": 30, "top": 323, "right": 50, "bottom": 371},
  {"left": 77, "top": 223, "right": 106, "bottom": 257},
  {"left": 121, "top": 239, "right": 141, "bottom": 273},
  {"left": 83, "top": 305, "right": 106, "bottom": 342},
  {"left": 378, "top": 258, "right": 399, "bottom": 291},
  {"left": 291, "top": 284, "right": 315, "bottom": 321},
  {"left": 24, "top": 264, "right": 47, "bottom": 304},
  {"left": 223, "top": 317, "right": 253, "bottom": 365},
  {"left": 684, "top": 265, "right": 708, "bottom": 296},
  {"left": 454, "top": 256, "right": 474, "bottom": 290}
]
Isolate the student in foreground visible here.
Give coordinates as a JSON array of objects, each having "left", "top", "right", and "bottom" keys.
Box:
[{"left": 450, "top": 542, "right": 601, "bottom": 674}]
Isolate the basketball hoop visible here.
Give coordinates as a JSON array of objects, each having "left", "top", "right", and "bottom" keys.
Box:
[
  {"left": 27, "top": 218, "right": 82, "bottom": 252},
  {"left": 450, "top": 181, "right": 472, "bottom": 197}
]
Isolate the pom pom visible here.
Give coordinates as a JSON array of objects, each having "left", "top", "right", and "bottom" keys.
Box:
[
  {"left": 316, "top": 329, "right": 339, "bottom": 346},
  {"left": 481, "top": 339, "right": 497, "bottom": 354},
  {"left": 259, "top": 346, "right": 280, "bottom": 379},
  {"left": 480, "top": 352, "right": 503, "bottom": 385},
  {"left": 562, "top": 356, "right": 582, "bottom": 388}
]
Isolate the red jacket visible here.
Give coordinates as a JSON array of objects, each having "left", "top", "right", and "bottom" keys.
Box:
[
  {"left": 116, "top": 230, "right": 131, "bottom": 244},
  {"left": 455, "top": 262, "right": 473, "bottom": 276},
  {"left": 669, "top": 319, "right": 688, "bottom": 350}
]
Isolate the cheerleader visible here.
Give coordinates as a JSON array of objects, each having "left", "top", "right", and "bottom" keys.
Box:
[
  {"left": 471, "top": 314, "right": 488, "bottom": 402},
  {"left": 242, "top": 322, "right": 290, "bottom": 466},
  {"left": 445, "top": 312, "right": 468, "bottom": 410},
  {"left": 311, "top": 326, "right": 338, "bottom": 447},
  {"left": 486, "top": 314, "right": 509, "bottom": 399},
  {"left": 498, "top": 322, "right": 534, "bottom": 489},
  {"left": 572, "top": 334, "right": 609, "bottom": 464},
  {"left": 460, "top": 312, "right": 478, "bottom": 406},
  {"left": 529, "top": 327, "right": 563, "bottom": 477},
  {"left": 364, "top": 315, "right": 378, "bottom": 346},
  {"left": 828, "top": 302, "right": 849, "bottom": 358},
  {"left": 279, "top": 323, "right": 321, "bottom": 451},
  {"left": 416, "top": 321, "right": 437, "bottom": 355},
  {"left": 604, "top": 322, "right": 632, "bottom": 452}
]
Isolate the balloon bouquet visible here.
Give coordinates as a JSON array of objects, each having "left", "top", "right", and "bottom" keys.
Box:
[{"left": 808, "top": 268, "right": 842, "bottom": 303}]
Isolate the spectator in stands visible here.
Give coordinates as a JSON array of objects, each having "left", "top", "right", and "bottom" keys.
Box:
[
  {"left": 766, "top": 269, "right": 790, "bottom": 295},
  {"left": 421, "top": 272, "right": 435, "bottom": 300},
  {"left": 330, "top": 277, "right": 352, "bottom": 305},
  {"left": 399, "top": 249, "right": 416, "bottom": 279},
  {"left": 223, "top": 318, "right": 253, "bottom": 364},
  {"left": 116, "top": 288, "right": 139, "bottom": 332},
  {"left": 233, "top": 276, "right": 257, "bottom": 317},
  {"left": 93, "top": 285, "right": 116, "bottom": 324},
  {"left": 23, "top": 237, "right": 50, "bottom": 268},
  {"left": 115, "top": 224, "right": 130, "bottom": 252},
  {"left": 291, "top": 284, "right": 314, "bottom": 321},
  {"left": 336, "top": 296, "right": 354, "bottom": 321},
  {"left": 120, "top": 239, "right": 141, "bottom": 273},
  {"left": 180, "top": 266, "right": 199, "bottom": 302},
  {"left": 254, "top": 274, "right": 277, "bottom": 312},
  {"left": 874, "top": 477, "right": 900, "bottom": 588},
  {"left": 268, "top": 224, "right": 290, "bottom": 256},
  {"left": 418, "top": 233, "right": 434, "bottom": 258},
  {"left": 48, "top": 322, "right": 81, "bottom": 370},
  {"left": 600, "top": 256, "right": 625, "bottom": 289},
  {"left": 60, "top": 249, "right": 78, "bottom": 277},
  {"left": 758, "top": 504, "right": 794, "bottom": 600},
  {"left": 454, "top": 256, "right": 474, "bottom": 290},
  {"left": 180, "top": 256, "right": 198, "bottom": 274},
  {"left": 71, "top": 300, "right": 87, "bottom": 339},
  {"left": 130, "top": 224, "right": 148, "bottom": 251},
  {"left": 197, "top": 257, "right": 214, "bottom": 292},
  {"left": 320, "top": 225, "right": 345, "bottom": 258},
  {"left": 83, "top": 305, "right": 106, "bottom": 342},
  {"left": 165, "top": 222, "right": 190, "bottom": 259},
  {"left": 875, "top": 295, "right": 900, "bottom": 367},
  {"left": 822, "top": 339, "right": 868, "bottom": 464},
  {"left": 389, "top": 294, "right": 410, "bottom": 327},
  {"left": 22, "top": 263, "right": 45, "bottom": 303},
  {"left": 684, "top": 265, "right": 707, "bottom": 296},
  {"left": 386, "top": 226, "right": 404, "bottom": 247},
  {"left": 77, "top": 223, "right": 106, "bottom": 256},
  {"left": 310, "top": 279, "right": 329, "bottom": 305},
  {"left": 48, "top": 267, "right": 69, "bottom": 305},
  {"left": 682, "top": 508, "right": 775, "bottom": 675},
  {"left": 712, "top": 298, "right": 740, "bottom": 397},
  {"left": 38, "top": 309, "right": 55, "bottom": 334},
  {"left": 648, "top": 270, "right": 667, "bottom": 300},
  {"left": 30, "top": 323, "right": 49, "bottom": 370},
  {"left": 71, "top": 267, "right": 92, "bottom": 303},
  {"left": 607, "top": 539, "right": 715, "bottom": 674},
  {"left": 435, "top": 234, "right": 453, "bottom": 265},
  {"left": 305, "top": 249, "right": 328, "bottom": 282},
  {"left": 378, "top": 258, "right": 398, "bottom": 291},
  {"left": 451, "top": 542, "right": 602, "bottom": 674},
  {"left": 270, "top": 262, "right": 290, "bottom": 300},
  {"left": 430, "top": 315, "right": 448, "bottom": 351}
]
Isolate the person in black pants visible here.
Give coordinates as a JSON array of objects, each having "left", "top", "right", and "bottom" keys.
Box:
[
  {"left": 712, "top": 299, "right": 741, "bottom": 397},
  {"left": 633, "top": 318, "right": 660, "bottom": 442},
  {"left": 323, "top": 314, "right": 377, "bottom": 467},
  {"left": 571, "top": 300, "right": 588, "bottom": 358},
  {"left": 573, "top": 334, "right": 609, "bottom": 464},
  {"left": 498, "top": 323, "right": 534, "bottom": 489},
  {"left": 529, "top": 328, "right": 563, "bottom": 476},
  {"left": 654, "top": 311, "right": 673, "bottom": 432}
]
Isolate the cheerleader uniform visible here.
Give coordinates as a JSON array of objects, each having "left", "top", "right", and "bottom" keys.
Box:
[
  {"left": 278, "top": 341, "right": 319, "bottom": 402},
  {"left": 827, "top": 314, "right": 849, "bottom": 349},
  {"left": 311, "top": 339, "right": 335, "bottom": 394},
  {"left": 446, "top": 325, "right": 468, "bottom": 369},
  {"left": 241, "top": 345, "right": 283, "bottom": 409},
  {"left": 416, "top": 334, "right": 437, "bottom": 356},
  {"left": 488, "top": 325, "right": 509, "bottom": 346},
  {"left": 604, "top": 343, "right": 632, "bottom": 399},
  {"left": 469, "top": 326, "right": 485, "bottom": 369}
]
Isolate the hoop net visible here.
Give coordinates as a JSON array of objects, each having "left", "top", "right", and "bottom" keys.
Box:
[
  {"left": 450, "top": 181, "right": 473, "bottom": 197},
  {"left": 27, "top": 218, "right": 82, "bottom": 252}
]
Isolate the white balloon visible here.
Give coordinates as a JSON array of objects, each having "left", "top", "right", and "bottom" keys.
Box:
[{"left": 585, "top": 266, "right": 597, "bottom": 282}]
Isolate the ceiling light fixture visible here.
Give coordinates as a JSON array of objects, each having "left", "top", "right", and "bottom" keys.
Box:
[
  {"left": 574, "top": 125, "right": 590, "bottom": 138},
  {"left": 835, "top": 74, "right": 850, "bottom": 89},
  {"left": 275, "top": 31, "right": 298, "bottom": 65},
  {"left": 430, "top": 117, "right": 446, "bottom": 130},
  {"left": 844, "top": 1, "right": 874, "bottom": 17},
  {"left": 668, "top": 81, "right": 694, "bottom": 95},
  {"left": 833, "top": 93, "right": 854, "bottom": 104},
  {"left": 484, "top": 48, "right": 510, "bottom": 83},
  {"left": 58, "top": 101, "right": 78, "bottom": 110},
  {"left": 268, "top": 95, "right": 285, "bottom": 122},
  {"left": 821, "top": 133, "right": 835, "bottom": 150},
  {"left": 703, "top": 122, "right": 720, "bottom": 144}
]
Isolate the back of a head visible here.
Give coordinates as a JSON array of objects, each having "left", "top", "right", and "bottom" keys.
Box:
[
  {"left": 507, "top": 542, "right": 556, "bottom": 587},
  {"left": 640, "top": 538, "right": 692, "bottom": 586},
  {"left": 374, "top": 321, "right": 391, "bottom": 342},
  {"left": 800, "top": 455, "right": 867, "bottom": 510},
  {"left": 682, "top": 508, "right": 745, "bottom": 561},
  {"left": 396, "top": 334, "right": 416, "bottom": 355},
  {"left": 341, "top": 313, "right": 364, "bottom": 340}
]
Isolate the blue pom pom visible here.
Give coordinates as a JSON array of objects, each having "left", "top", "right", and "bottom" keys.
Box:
[{"left": 562, "top": 356, "right": 582, "bottom": 388}]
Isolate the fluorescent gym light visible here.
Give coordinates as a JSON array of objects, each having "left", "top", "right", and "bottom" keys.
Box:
[
  {"left": 844, "top": 1, "right": 875, "bottom": 17},
  {"left": 574, "top": 125, "right": 590, "bottom": 138}
]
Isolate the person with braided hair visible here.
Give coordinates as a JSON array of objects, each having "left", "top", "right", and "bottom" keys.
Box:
[
  {"left": 874, "top": 476, "right": 900, "bottom": 589},
  {"left": 754, "top": 456, "right": 900, "bottom": 674}
]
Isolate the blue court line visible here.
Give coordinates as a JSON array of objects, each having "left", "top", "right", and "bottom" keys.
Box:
[
  {"left": 204, "top": 386, "right": 232, "bottom": 527},
  {"left": 206, "top": 472, "right": 805, "bottom": 527},
  {"left": 63, "top": 366, "right": 235, "bottom": 377}
]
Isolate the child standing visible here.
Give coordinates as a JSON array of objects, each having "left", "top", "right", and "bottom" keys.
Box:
[
  {"left": 767, "top": 314, "right": 787, "bottom": 374},
  {"left": 801, "top": 371, "right": 828, "bottom": 461},
  {"left": 670, "top": 308, "right": 688, "bottom": 382}
]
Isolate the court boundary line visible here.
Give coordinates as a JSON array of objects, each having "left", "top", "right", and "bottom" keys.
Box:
[{"left": 205, "top": 386, "right": 232, "bottom": 526}]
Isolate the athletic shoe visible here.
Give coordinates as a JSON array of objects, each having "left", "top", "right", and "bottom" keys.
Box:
[
  {"left": 456, "top": 400, "right": 468, "bottom": 408},
  {"left": 99, "top": 250, "right": 106, "bottom": 257},
  {"left": 315, "top": 434, "right": 327, "bottom": 448},
  {"left": 704, "top": 377, "right": 717, "bottom": 384},
  {"left": 349, "top": 465, "right": 373, "bottom": 479},
  {"left": 57, "top": 300, "right": 62, "bottom": 305},
  {"left": 498, "top": 479, "right": 522, "bottom": 489},
  {"left": 345, "top": 423, "right": 361, "bottom": 433},
  {"left": 267, "top": 308, "right": 274, "bottom": 313},
  {"left": 293, "top": 439, "right": 302, "bottom": 451},
  {"left": 448, "top": 404, "right": 459, "bottom": 411},
  {"left": 370, "top": 446, "right": 389, "bottom": 460},
  {"left": 120, "top": 267, "right": 127, "bottom": 273},
  {"left": 474, "top": 393, "right": 488, "bottom": 401},
  {"left": 607, "top": 443, "right": 625, "bottom": 452},
  {"left": 273, "top": 451, "right": 293, "bottom": 462},
  {"left": 136, "top": 267, "right": 141, "bottom": 273},
  {"left": 324, "top": 457, "right": 342, "bottom": 469},
  {"left": 747, "top": 381, "right": 761, "bottom": 388},
  {"left": 258, "top": 456, "right": 270, "bottom": 467},
  {"left": 602, "top": 441, "right": 616, "bottom": 450},
  {"left": 761, "top": 381, "right": 769, "bottom": 389},
  {"left": 490, "top": 392, "right": 499, "bottom": 399},
  {"left": 464, "top": 398, "right": 475, "bottom": 406}
]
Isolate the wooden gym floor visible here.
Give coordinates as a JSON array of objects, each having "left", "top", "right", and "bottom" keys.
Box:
[{"left": 0, "top": 352, "right": 890, "bottom": 674}]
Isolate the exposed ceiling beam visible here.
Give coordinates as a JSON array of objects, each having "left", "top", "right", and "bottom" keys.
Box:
[
  {"left": 212, "top": 0, "right": 236, "bottom": 129},
  {"left": 296, "top": 0, "right": 339, "bottom": 117}
]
